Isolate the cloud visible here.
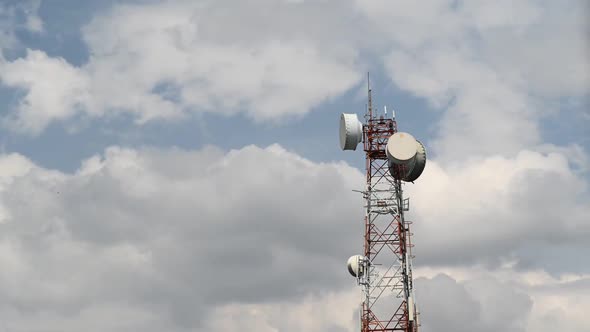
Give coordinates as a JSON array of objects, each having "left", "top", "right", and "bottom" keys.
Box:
[
  {"left": 197, "top": 289, "right": 359, "bottom": 332},
  {"left": 0, "top": 49, "right": 89, "bottom": 133},
  {"left": 1, "top": 0, "right": 586, "bottom": 139},
  {"left": 414, "top": 264, "right": 590, "bottom": 332},
  {"left": 0, "top": 143, "right": 588, "bottom": 330},
  {"left": 356, "top": 0, "right": 589, "bottom": 160},
  {"left": 406, "top": 148, "right": 590, "bottom": 270},
  {"left": 415, "top": 273, "right": 532, "bottom": 332},
  {"left": 0, "top": 0, "right": 43, "bottom": 50},
  {"left": 0, "top": 144, "right": 364, "bottom": 330},
  {"left": 191, "top": 269, "right": 590, "bottom": 332},
  {"left": 414, "top": 270, "right": 590, "bottom": 332},
  {"left": 1, "top": 0, "right": 364, "bottom": 135},
  {"left": 526, "top": 278, "right": 590, "bottom": 332},
  {"left": 0, "top": 1, "right": 587, "bottom": 330}
]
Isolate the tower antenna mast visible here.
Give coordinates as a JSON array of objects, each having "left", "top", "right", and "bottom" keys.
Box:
[
  {"left": 340, "top": 73, "right": 427, "bottom": 332},
  {"left": 367, "top": 72, "right": 373, "bottom": 120}
]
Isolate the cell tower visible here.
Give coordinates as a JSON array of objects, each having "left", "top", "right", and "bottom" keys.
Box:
[{"left": 340, "top": 75, "right": 426, "bottom": 332}]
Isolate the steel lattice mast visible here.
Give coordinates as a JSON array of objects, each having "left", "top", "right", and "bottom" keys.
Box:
[
  {"left": 359, "top": 82, "right": 417, "bottom": 332},
  {"left": 341, "top": 75, "right": 424, "bottom": 332}
]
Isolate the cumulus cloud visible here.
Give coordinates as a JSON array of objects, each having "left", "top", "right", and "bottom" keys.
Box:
[
  {"left": 0, "top": 50, "right": 89, "bottom": 133},
  {"left": 0, "top": 0, "right": 364, "bottom": 134},
  {"left": 197, "top": 289, "right": 359, "bottom": 332},
  {"left": 356, "top": 0, "right": 589, "bottom": 159},
  {"left": 0, "top": 0, "right": 586, "bottom": 139},
  {"left": 415, "top": 273, "right": 532, "bottom": 332},
  {"left": 405, "top": 149, "right": 590, "bottom": 269},
  {"left": 0, "top": 0, "right": 588, "bottom": 330},
  {"left": 0, "top": 143, "right": 588, "bottom": 330},
  {"left": 188, "top": 268, "right": 590, "bottom": 332},
  {"left": 0, "top": 144, "right": 364, "bottom": 330},
  {"left": 414, "top": 264, "right": 590, "bottom": 332}
]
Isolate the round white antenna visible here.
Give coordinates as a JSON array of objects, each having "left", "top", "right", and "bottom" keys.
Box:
[
  {"left": 347, "top": 255, "right": 365, "bottom": 277},
  {"left": 386, "top": 132, "right": 417, "bottom": 164},
  {"left": 339, "top": 113, "right": 363, "bottom": 151},
  {"left": 386, "top": 132, "right": 427, "bottom": 182}
]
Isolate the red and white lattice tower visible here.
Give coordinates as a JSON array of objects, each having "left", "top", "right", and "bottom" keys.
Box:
[{"left": 340, "top": 76, "right": 426, "bottom": 332}]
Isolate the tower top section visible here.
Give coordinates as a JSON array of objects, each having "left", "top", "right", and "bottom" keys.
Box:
[{"left": 338, "top": 74, "right": 427, "bottom": 183}]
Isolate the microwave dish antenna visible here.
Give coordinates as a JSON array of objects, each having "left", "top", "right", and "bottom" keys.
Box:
[{"left": 340, "top": 113, "right": 363, "bottom": 151}]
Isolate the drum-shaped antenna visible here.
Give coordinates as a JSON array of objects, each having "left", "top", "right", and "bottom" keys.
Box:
[
  {"left": 386, "top": 132, "right": 427, "bottom": 182},
  {"left": 386, "top": 132, "right": 417, "bottom": 165},
  {"left": 339, "top": 113, "right": 363, "bottom": 151}
]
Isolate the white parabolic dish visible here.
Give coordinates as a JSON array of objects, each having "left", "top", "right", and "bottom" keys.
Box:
[
  {"left": 347, "top": 255, "right": 364, "bottom": 277},
  {"left": 386, "top": 132, "right": 418, "bottom": 165},
  {"left": 339, "top": 113, "right": 363, "bottom": 151}
]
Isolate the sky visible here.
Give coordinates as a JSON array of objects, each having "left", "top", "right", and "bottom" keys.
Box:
[{"left": 0, "top": 0, "right": 588, "bottom": 331}]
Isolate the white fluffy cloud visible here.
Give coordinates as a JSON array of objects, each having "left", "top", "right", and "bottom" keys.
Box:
[
  {"left": 0, "top": 0, "right": 363, "bottom": 134},
  {"left": 358, "top": 0, "right": 589, "bottom": 159},
  {"left": 188, "top": 269, "right": 590, "bottom": 332},
  {"left": 0, "top": 0, "right": 586, "bottom": 138},
  {"left": 0, "top": 144, "right": 365, "bottom": 330},
  {"left": 0, "top": 50, "right": 90, "bottom": 133},
  {"left": 413, "top": 265, "right": 590, "bottom": 332},
  {"left": 0, "top": 143, "right": 589, "bottom": 330},
  {"left": 0, "top": 0, "right": 588, "bottom": 330},
  {"left": 415, "top": 273, "right": 532, "bottom": 332},
  {"left": 406, "top": 149, "right": 590, "bottom": 268}
]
